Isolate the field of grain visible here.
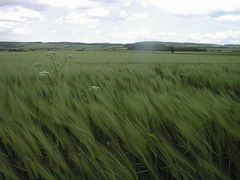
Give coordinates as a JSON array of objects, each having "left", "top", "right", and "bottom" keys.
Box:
[{"left": 0, "top": 51, "right": 240, "bottom": 179}]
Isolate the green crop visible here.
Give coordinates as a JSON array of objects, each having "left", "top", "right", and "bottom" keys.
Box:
[{"left": 0, "top": 51, "right": 240, "bottom": 179}]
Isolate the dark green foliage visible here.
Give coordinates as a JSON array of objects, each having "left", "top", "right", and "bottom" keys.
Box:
[{"left": 0, "top": 51, "right": 240, "bottom": 179}]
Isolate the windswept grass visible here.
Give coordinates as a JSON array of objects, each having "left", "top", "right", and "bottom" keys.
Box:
[{"left": 0, "top": 51, "right": 240, "bottom": 179}]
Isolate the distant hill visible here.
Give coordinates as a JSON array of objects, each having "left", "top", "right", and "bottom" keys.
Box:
[
  {"left": 0, "top": 41, "right": 239, "bottom": 53},
  {"left": 0, "top": 42, "right": 125, "bottom": 51},
  {"left": 126, "top": 41, "right": 219, "bottom": 52}
]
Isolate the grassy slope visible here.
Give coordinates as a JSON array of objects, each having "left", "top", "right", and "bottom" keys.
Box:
[
  {"left": 0, "top": 51, "right": 240, "bottom": 179},
  {"left": 1, "top": 41, "right": 240, "bottom": 53}
]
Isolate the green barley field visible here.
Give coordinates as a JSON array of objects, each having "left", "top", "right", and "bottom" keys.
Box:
[{"left": 0, "top": 51, "right": 240, "bottom": 179}]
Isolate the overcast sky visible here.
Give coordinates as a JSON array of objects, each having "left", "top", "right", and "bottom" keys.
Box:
[{"left": 0, "top": 0, "right": 240, "bottom": 44}]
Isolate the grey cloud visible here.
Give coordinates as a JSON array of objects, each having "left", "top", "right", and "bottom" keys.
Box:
[
  {"left": 0, "top": 0, "right": 48, "bottom": 10},
  {"left": 0, "top": 19, "right": 19, "bottom": 22},
  {"left": 0, "top": 0, "right": 114, "bottom": 9},
  {"left": 169, "top": 8, "right": 240, "bottom": 18},
  {"left": 209, "top": 10, "right": 240, "bottom": 17}
]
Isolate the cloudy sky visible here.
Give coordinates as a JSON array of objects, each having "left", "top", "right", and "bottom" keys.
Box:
[{"left": 0, "top": 0, "right": 240, "bottom": 44}]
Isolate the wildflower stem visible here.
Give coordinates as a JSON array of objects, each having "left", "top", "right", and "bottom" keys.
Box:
[{"left": 50, "top": 56, "right": 59, "bottom": 75}]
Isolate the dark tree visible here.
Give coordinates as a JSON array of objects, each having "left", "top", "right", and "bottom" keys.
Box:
[{"left": 171, "top": 47, "right": 175, "bottom": 54}]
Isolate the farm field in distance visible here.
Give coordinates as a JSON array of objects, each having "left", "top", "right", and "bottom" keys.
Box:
[{"left": 0, "top": 51, "right": 240, "bottom": 179}]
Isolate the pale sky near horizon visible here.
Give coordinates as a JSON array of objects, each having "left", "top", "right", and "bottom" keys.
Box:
[{"left": 0, "top": 0, "right": 240, "bottom": 44}]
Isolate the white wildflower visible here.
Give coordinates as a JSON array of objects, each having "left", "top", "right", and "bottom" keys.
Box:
[
  {"left": 64, "top": 54, "right": 74, "bottom": 60},
  {"left": 46, "top": 51, "right": 57, "bottom": 58},
  {"left": 89, "top": 86, "right": 100, "bottom": 91},
  {"left": 39, "top": 71, "right": 50, "bottom": 77}
]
